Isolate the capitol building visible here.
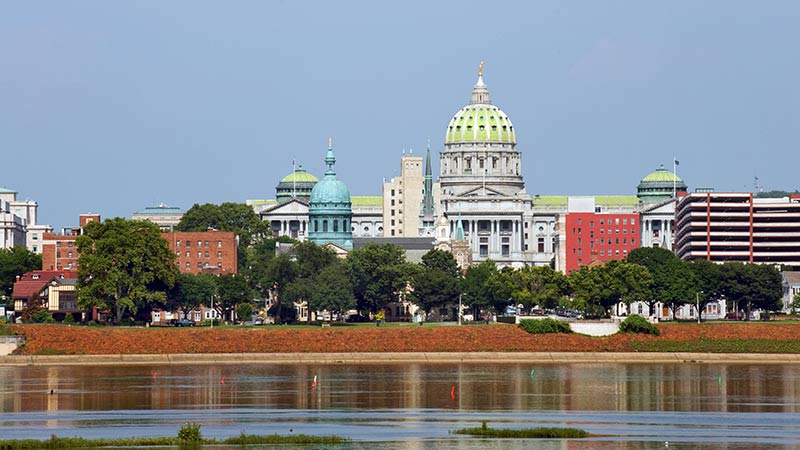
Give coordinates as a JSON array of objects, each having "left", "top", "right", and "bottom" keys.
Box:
[{"left": 248, "top": 64, "right": 687, "bottom": 270}]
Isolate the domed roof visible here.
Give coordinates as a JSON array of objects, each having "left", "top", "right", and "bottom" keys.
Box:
[
  {"left": 280, "top": 167, "right": 318, "bottom": 183},
  {"left": 310, "top": 144, "right": 351, "bottom": 205},
  {"left": 641, "top": 164, "right": 683, "bottom": 183},
  {"left": 446, "top": 104, "right": 515, "bottom": 144},
  {"left": 445, "top": 66, "right": 515, "bottom": 144}
]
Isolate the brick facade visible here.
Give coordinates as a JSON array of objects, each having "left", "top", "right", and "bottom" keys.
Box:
[
  {"left": 161, "top": 231, "right": 238, "bottom": 274},
  {"left": 564, "top": 212, "right": 640, "bottom": 273}
]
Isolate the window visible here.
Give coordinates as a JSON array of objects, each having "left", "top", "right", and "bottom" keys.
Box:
[
  {"left": 615, "top": 218, "right": 620, "bottom": 225},
  {"left": 57, "top": 242, "right": 61, "bottom": 248},
  {"left": 323, "top": 220, "right": 328, "bottom": 232},
  {"left": 57, "top": 252, "right": 61, "bottom": 258},
  {"left": 185, "top": 262, "right": 190, "bottom": 269},
  {"left": 577, "top": 218, "right": 582, "bottom": 225},
  {"left": 590, "top": 231, "right": 594, "bottom": 238},
  {"left": 197, "top": 252, "right": 202, "bottom": 258},
  {"left": 176, "top": 251, "right": 180, "bottom": 256},
  {"left": 502, "top": 244, "right": 509, "bottom": 256},
  {"left": 185, "top": 252, "right": 190, "bottom": 257},
  {"left": 68, "top": 252, "right": 72, "bottom": 258},
  {"left": 204, "top": 241, "right": 209, "bottom": 247},
  {"left": 600, "top": 250, "right": 605, "bottom": 256},
  {"left": 480, "top": 245, "right": 488, "bottom": 257},
  {"left": 186, "top": 241, "right": 191, "bottom": 247},
  {"left": 623, "top": 218, "right": 628, "bottom": 225},
  {"left": 217, "top": 241, "right": 222, "bottom": 247},
  {"left": 176, "top": 240, "right": 181, "bottom": 247},
  {"left": 32, "top": 233, "right": 38, "bottom": 240},
  {"left": 204, "top": 252, "right": 209, "bottom": 257},
  {"left": 197, "top": 262, "right": 203, "bottom": 268},
  {"left": 197, "top": 241, "right": 202, "bottom": 247},
  {"left": 631, "top": 218, "right": 636, "bottom": 225},
  {"left": 537, "top": 237, "right": 545, "bottom": 252},
  {"left": 68, "top": 242, "right": 73, "bottom": 248},
  {"left": 333, "top": 220, "right": 339, "bottom": 232},
  {"left": 590, "top": 221, "right": 594, "bottom": 228}
]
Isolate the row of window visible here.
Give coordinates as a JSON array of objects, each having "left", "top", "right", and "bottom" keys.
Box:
[
  {"left": 576, "top": 238, "right": 636, "bottom": 246},
  {"left": 575, "top": 248, "right": 629, "bottom": 258},
  {"left": 177, "top": 261, "right": 224, "bottom": 269},
  {"left": 178, "top": 251, "right": 224, "bottom": 258},
  {"left": 176, "top": 240, "right": 223, "bottom": 248},
  {"left": 55, "top": 241, "right": 74, "bottom": 248},
  {"left": 575, "top": 227, "right": 637, "bottom": 235},
  {"left": 578, "top": 218, "right": 636, "bottom": 226}
]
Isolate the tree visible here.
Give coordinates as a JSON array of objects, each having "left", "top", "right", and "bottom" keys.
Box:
[
  {"left": 171, "top": 273, "right": 218, "bottom": 312},
  {"left": 409, "top": 269, "right": 460, "bottom": 320},
  {"left": 292, "top": 241, "right": 337, "bottom": 279},
  {"left": 507, "top": 265, "right": 571, "bottom": 310},
  {"left": 420, "top": 248, "right": 461, "bottom": 278},
  {"left": 485, "top": 266, "right": 516, "bottom": 314},
  {"left": 309, "top": 262, "right": 355, "bottom": 321},
  {"left": 345, "top": 243, "right": 409, "bottom": 314},
  {"left": 568, "top": 261, "right": 652, "bottom": 318},
  {"left": 462, "top": 260, "right": 498, "bottom": 316},
  {"left": 235, "top": 302, "right": 254, "bottom": 323},
  {"left": 721, "top": 262, "right": 782, "bottom": 319},
  {"left": 216, "top": 274, "right": 252, "bottom": 321},
  {"left": 687, "top": 259, "right": 724, "bottom": 321},
  {"left": 76, "top": 218, "right": 177, "bottom": 324},
  {"left": 246, "top": 236, "right": 294, "bottom": 298},
  {"left": 0, "top": 246, "right": 42, "bottom": 298},
  {"left": 627, "top": 247, "right": 696, "bottom": 318},
  {"left": 264, "top": 253, "right": 298, "bottom": 324}
]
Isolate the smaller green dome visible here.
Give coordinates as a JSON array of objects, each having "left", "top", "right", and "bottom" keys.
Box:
[
  {"left": 641, "top": 164, "right": 683, "bottom": 183},
  {"left": 280, "top": 167, "right": 318, "bottom": 183}
]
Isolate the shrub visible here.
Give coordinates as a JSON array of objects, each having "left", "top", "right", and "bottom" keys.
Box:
[
  {"left": 63, "top": 314, "right": 76, "bottom": 325},
  {"left": 32, "top": 310, "right": 52, "bottom": 323},
  {"left": 518, "top": 318, "right": 571, "bottom": 334},
  {"left": 178, "top": 422, "right": 202, "bottom": 443},
  {"left": 619, "top": 314, "right": 660, "bottom": 336}
]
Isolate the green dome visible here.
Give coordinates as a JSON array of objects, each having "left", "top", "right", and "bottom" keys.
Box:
[
  {"left": 445, "top": 104, "right": 515, "bottom": 144},
  {"left": 641, "top": 165, "right": 683, "bottom": 183},
  {"left": 310, "top": 147, "right": 351, "bottom": 206},
  {"left": 637, "top": 164, "right": 688, "bottom": 204},
  {"left": 280, "top": 168, "right": 318, "bottom": 183}
]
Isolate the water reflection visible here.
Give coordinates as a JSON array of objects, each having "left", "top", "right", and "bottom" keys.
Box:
[{"left": 1, "top": 363, "right": 800, "bottom": 448}]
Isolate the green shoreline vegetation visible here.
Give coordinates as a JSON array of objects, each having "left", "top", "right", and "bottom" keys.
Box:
[
  {"left": 452, "top": 422, "right": 589, "bottom": 439},
  {"left": 0, "top": 433, "right": 350, "bottom": 450}
]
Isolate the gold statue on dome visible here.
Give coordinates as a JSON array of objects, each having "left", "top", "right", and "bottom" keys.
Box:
[{"left": 478, "top": 61, "right": 484, "bottom": 77}]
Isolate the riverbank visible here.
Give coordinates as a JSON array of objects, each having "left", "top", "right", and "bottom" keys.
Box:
[{"left": 3, "top": 351, "right": 800, "bottom": 366}]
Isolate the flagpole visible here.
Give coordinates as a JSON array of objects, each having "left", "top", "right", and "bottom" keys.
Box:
[{"left": 292, "top": 158, "right": 296, "bottom": 199}]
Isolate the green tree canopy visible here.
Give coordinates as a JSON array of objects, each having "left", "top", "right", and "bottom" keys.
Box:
[
  {"left": 309, "top": 262, "right": 356, "bottom": 320},
  {"left": 462, "top": 260, "right": 499, "bottom": 314},
  {"left": 507, "top": 265, "right": 571, "bottom": 310},
  {"left": 627, "top": 247, "right": 696, "bottom": 317},
  {"left": 687, "top": 259, "right": 724, "bottom": 321},
  {"left": 0, "top": 246, "right": 42, "bottom": 298},
  {"left": 170, "top": 273, "right": 218, "bottom": 311},
  {"left": 216, "top": 274, "right": 252, "bottom": 318},
  {"left": 420, "top": 248, "right": 461, "bottom": 278},
  {"left": 568, "top": 260, "right": 652, "bottom": 317},
  {"left": 76, "top": 218, "right": 178, "bottom": 324},
  {"left": 345, "top": 243, "right": 409, "bottom": 314}
]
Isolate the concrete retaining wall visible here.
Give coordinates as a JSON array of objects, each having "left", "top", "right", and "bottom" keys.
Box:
[
  {"left": 3, "top": 352, "right": 800, "bottom": 366},
  {"left": 0, "top": 336, "right": 23, "bottom": 356}
]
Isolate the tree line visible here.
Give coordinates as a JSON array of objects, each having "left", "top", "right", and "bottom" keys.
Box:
[{"left": 4, "top": 201, "right": 786, "bottom": 324}]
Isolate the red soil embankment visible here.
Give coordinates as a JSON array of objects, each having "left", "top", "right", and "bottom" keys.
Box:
[{"left": 10, "top": 322, "right": 800, "bottom": 355}]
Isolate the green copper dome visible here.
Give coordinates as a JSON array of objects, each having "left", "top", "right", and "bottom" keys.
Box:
[
  {"left": 641, "top": 165, "right": 683, "bottom": 183},
  {"left": 310, "top": 146, "right": 351, "bottom": 206},
  {"left": 637, "top": 164, "right": 688, "bottom": 204},
  {"left": 280, "top": 168, "right": 318, "bottom": 184},
  {"left": 445, "top": 104, "right": 515, "bottom": 144},
  {"left": 445, "top": 70, "right": 515, "bottom": 144}
]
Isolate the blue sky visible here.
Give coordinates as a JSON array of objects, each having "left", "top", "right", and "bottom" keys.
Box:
[{"left": 2, "top": 1, "right": 798, "bottom": 230}]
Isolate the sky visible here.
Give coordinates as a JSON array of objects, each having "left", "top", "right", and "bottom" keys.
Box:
[{"left": 1, "top": 1, "right": 798, "bottom": 230}]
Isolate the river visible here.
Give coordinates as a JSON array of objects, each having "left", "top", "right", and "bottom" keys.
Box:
[{"left": 1, "top": 362, "right": 799, "bottom": 449}]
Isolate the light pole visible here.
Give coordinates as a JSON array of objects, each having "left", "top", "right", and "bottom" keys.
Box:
[{"left": 210, "top": 295, "right": 214, "bottom": 328}]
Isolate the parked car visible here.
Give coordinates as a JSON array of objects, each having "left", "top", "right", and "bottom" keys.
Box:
[
  {"left": 725, "top": 312, "right": 744, "bottom": 320},
  {"left": 172, "top": 318, "right": 195, "bottom": 327}
]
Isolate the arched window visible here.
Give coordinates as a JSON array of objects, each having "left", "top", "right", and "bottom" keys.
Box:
[
  {"left": 323, "top": 220, "right": 328, "bottom": 232},
  {"left": 314, "top": 220, "right": 318, "bottom": 232},
  {"left": 333, "top": 220, "right": 339, "bottom": 232}
]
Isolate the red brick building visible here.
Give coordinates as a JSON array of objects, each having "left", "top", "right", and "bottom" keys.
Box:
[
  {"left": 161, "top": 230, "right": 238, "bottom": 274},
  {"left": 563, "top": 212, "right": 640, "bottom": 273},
  {"left": 41, "top": 214, "right": 101, "bottom": 271}
]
